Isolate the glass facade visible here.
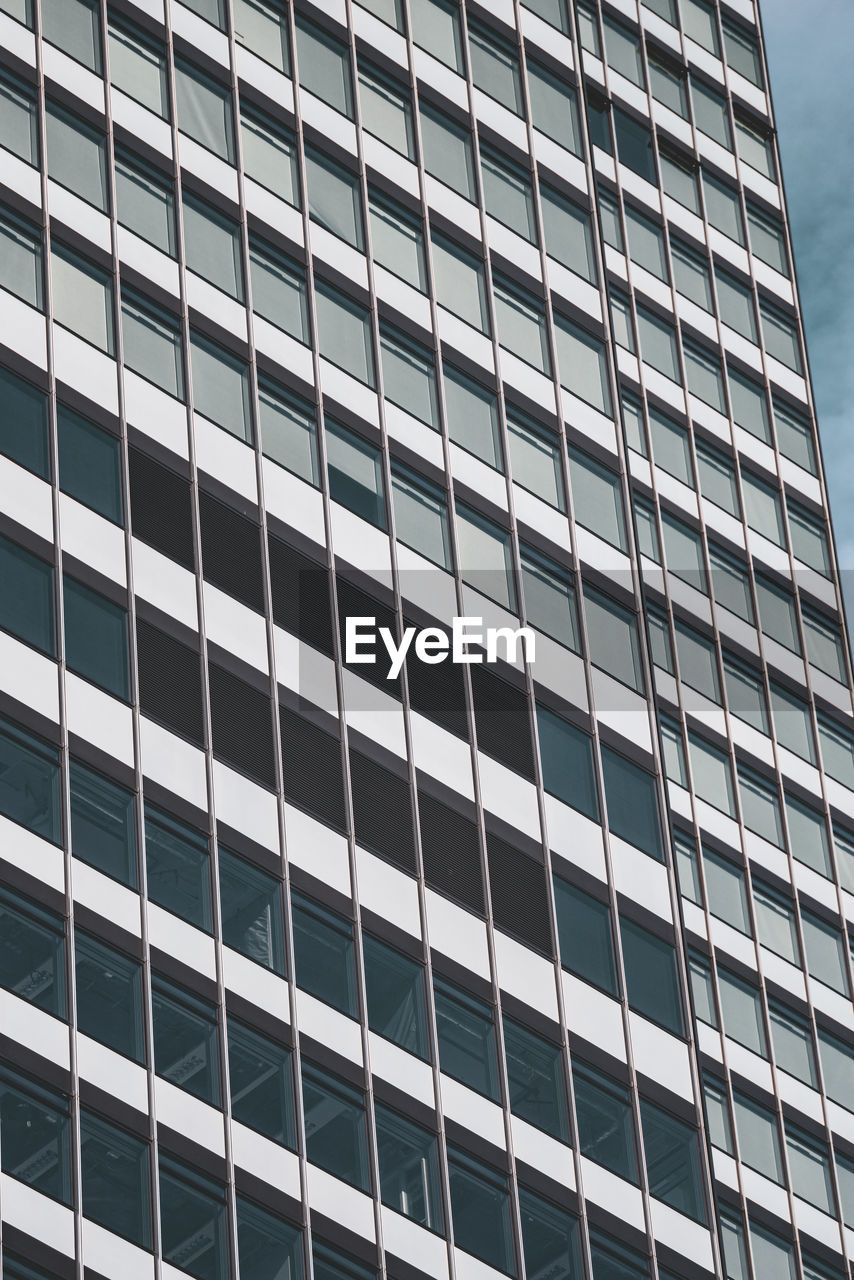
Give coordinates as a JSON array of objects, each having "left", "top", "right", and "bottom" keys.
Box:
[{"left": 0, "top": 4, "right": 850, "bottom": 1280}]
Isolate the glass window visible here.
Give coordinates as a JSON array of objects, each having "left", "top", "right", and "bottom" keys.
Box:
[
  {"left": 237, "top": 1196, "right": 302, "bottom": 1280},
  {"left": 249, "top": 240, "right": 307, "bottom": 339},
  {"left": 620, "top": 917, "right": 682, "bottom": 1033},
  {"left": 804, "top": 609, "right": 847, "bottom": 681},
  {"left": 754, "top": 883, "right": 799, "bottom": 964},
  {"left": 749, "top": 207, "right": 789, "bottom": 276},
  {"left": 662, "top": 721, "right": 687, "bottom": 786},
  {"left": 604, "top": 17, "right": 643, "bottom": 85},
  {"left": 456, "top": 505, "right": 516, "bottom": 610},
  {"left": 363, "top": 933, "right": 428, "bottom": 1059},
  {"left": 370, "top": 194, "right": 424, "bottom": 289},
  {"left": 444, "top": 365, "right": 501, "bottom": 468},
  {"left": 689, "top": 733, "right": 735, "bottom": 814},
  {"left": 574, "top": 1065, "right": 637, "bottom": 1182},
  {"left": 704, "top": 848, "right": 749, "bottom": 931},
  {"left": 434, "top": 976, "right": 499, "bottom": 1099},
  {"left": 690, "top": 954, "right": 717, "bottom": 1026},
  {"left": 183, "top": 194, "right": 243, "bottom": 298},
  {"left": 159, "top": 1157, "right": 228, "bottom": 1280},
  {"left": 523, "top": 0, "right": 569, "bottom": 31},
  {"left": 577, "top": 1, "right": 600, "bottom": 52},
  {"left": 528, "top": 61, "right": 580, "bottom": 153},
  {"left": 0, "top": 367, "right": 49, "bottom": 478},
  {"left": 555, "top": 317, "right": 611, "bottom": 413},
  {"left": 672, "top": 241, "right": 712, "bottom": 310},
  {"left": 637, "top": 307, "right": 680, "bottom": 382},
  {"left": 357, "top": 0, "right": 403, "bottom": 27},
  {"left": 704, "top": 173, "right": 744, "bottom": 244},
  {"left": 820, "top": 717, "right": 854, "bottom": 790},
  {"left": 682, "top": 0, "right": 719, "bottom": 53},
  {"left": 749, "top": 1225, "right": 796, "bottom": 1280},
  {"left": 589, "top": 99, "right": 612, "bottom": 156},
  {"left": 736, "top": 118, "right": 774, "bottom": 179},
  {"left": 567, "top": 449, "right": 625, "bottom": 549},
  {"left": 585, "top": 590, "right": 642, "bottom": 692},
  {"left": 80, "top": 1111, "right": 151, "bottom": 1247},
  {"left": 770, "top": 1004, "right": 816, "bottom": 1087},
  {"left": 123, "top": 293, "right": 183, "bottom": 398},
  {"left": 719, "top": 968, "right": 765, "bottom": 1055},
  {"left": 448, "top": 1147, "right": 515, "bottom": 1275},
  {"left": 742, "top": 471, "right": 784, "bottom": 544},
  {"left": 295, "top": 17, "right": 352, "bottom": 116},
  {"left": 376, "top": 1104, "right": 444, "bottom": 1231},
  {"left": 481, "top": 147, "right": 535, "bottom": 241},
  {"left": 649, "top": 411, "right": 691, "bottom": 483},
  {"left": 326, "top": 420, "right": 386, "bottom": 528},
  {"left": 729, "top": 367, "right": 771, "bottom": 442},
  {"left": 541, "top": 186, "right": 595, "bottom": 281},
  {"left": 75, "top": 931, "right": 144, "bottom": 1061},
  {"left": 521, "top": 548, "right": 576, "bottom": 649},
  {"left": 537, "top": 706, "right": 598, "bottom": 818},
  {"left": 509, "top": 418, "right": 564, "bottom": 510},
  {"left": 649, "top": 611, "right": 673, "bottom": 673},
  {"left": 685, "top": 343, "right": 725, "bottom": 411},
  {"left": 470, "top": 22, "right": 522, "bottom": 113},
  {"left": 733, "top": 1092, "right": 782, "bottom": 1181},
  {"left": 789, "top": 504, "right": 830, "bottom": 575},
  {"left": 420, "top": 104, "right": 475, "bottom": 198},
  {"left": 504, "top": 1016, "right": 568, "bottom": 1140},
  {"left": 51, "top": 244, "right": 114, "bottom": 353},
  {"left": 613, "top": 108, "right": 655, "bottom": 183},
  {"left": 63, "top": 575, "right": 129, "bottom": 701},
  {"left": 801, "top": 909, "right": 848, "bottom": 994},
  {"left": 660, "top": 512, "right": 706, "bottom": 594},
  {"left": 292, "top": 892, "right": 357, "bottom": 1016},
  {"left": 153, "top": 975, "right": 220, "bottom": 1104},
  {"left": 115, "top": 152, "right": 174, "bottom": 254},
  {"left": 649, "top": 56, "right": 687, "bottom": 116},
  {"left": 431, "top": 232, "right": 488, "bottom": 331},
  {"left": 770, "top": 683, "right": 815, "bottom": 763},
  {"left": 703, "top": 1077, "right": 733, "bottom": 1152},
  {"left": 494, "top": 277, "right": 550, "bottom": 372},
  {"left": 554, "top": 877, "right": 616, "bottom": 993},
  {"left": 589, "top": 1234, "right": 649, "bottom": 1280},
  {"left": 725, "top": 22, "right": 763, "bottom": 85},
  {"left": 610, "top": 293, "right": 634, "bottom": 352},
  {"left": 315, "top": 283, "right": 374, "bottom": 384},
  {"left": 640, "top": 1099, "right": 706, "bottom": 1221},
  {"left": 228, "top": 1018, "right": 295, "bottom": 1148},
  {"left": 755, "top": 575, "right": 799, "bottom": 652},
  {"left": 305, "top": 148, "right": 362, "bottom": 249},
  {"left": 174, "top": 60, "right": 233, "bottom": 161},
  {"left": 302, "top": 1063, "right": 370, "bottom": 1190},
  {"left": 0, "top": 715, "right": 62, "bottom": 844},
  {"left": 145, "top": 803, "right": 211, "bottom": 931},
  {"left": 358, "top": 66, "right": 414, "bottom": 158},
  {"left": 42, "top": 0, "right": 100, "bottom": 70},
  {"left": 818, "top": 1028, "right": 854, "bottom": 1109},
  {"left": 0, "top": 1066, "right": 72, "bottom": 1205},
  {"left": 519, "top": 1189, "right": 583, "bottom": 1280},
  {"left": 181, "top": 0, "right": 225, "bottom": 25},
  {"left": 0, "top": 534, "right": 54, "bottom": 655},
  {"left": 716, "top": 269, "right": 757, "bottom": 341},
  {"left": 0, "top": 886, "right": 65, "bottom": 1017},
  {"left": 234, "top": 0, "right": 289, "bottom": 72},
  {"left": 834, "top": 825, "right": 854, "bottom": 895},
  {"left": 625, "top": 207, "right": 667, "bottom": 280},
  {"left": 241, "top": 111, "right": 298, "bottom": 204},
  {"left": 108, "top": 21, "right": 168, "bottom": 117},
  {"left": 70, "top": 759, "right": 136, "bottom": 885},
  {"left": 738, "top": 765, "right": 783, "bottom": 846},
  {"left": 697, "top": 444, "right": 738, "bottom": 514},
  {"left": 661, "top": 152, "right": 700, "bottom": 212},
  {"left": 381, "top": 329, "right": 438, "bottom": 428},
  {"left": 0, "top": 72, "right": 37, "bottom": 164},
  {"left": 392, "top": 464, "right": 451, "bottom": 568},
  {"left": 190, "top": 332, "right": 251, "bottom": 440},
  {"left": 724, "top": 659, "right": 767, "bottom": 732},
  {"left": 219, "top": 847, "right": 286, "bottom": 974},
  {"left": 693, "top": 80, "right": 731, "bottom": 148},
  {"left": 259, "top": 382, "right": 318, "bottom": 484},
  {"left": 411, "top": 0, "right": 462, "bottom": 70},
  {"left": 602, "top": 747, "right": 663, "bottom": 860},
  {"left": 0, "top": 211, "right": 41, "bottom": 308}
]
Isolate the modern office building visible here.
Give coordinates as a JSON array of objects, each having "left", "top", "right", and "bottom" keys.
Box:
[{"left": 1, "top": 1, "right": 853, "bottom": 1280}]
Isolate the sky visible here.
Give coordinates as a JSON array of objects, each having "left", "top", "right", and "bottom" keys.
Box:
[{"left": 759, "top": 0, "right": 854, "bottom": 618}]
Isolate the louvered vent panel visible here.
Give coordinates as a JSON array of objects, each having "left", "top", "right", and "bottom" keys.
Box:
[
  {"left": 128, "top": 448, "right": 194, "bottom": 569},
  {"left": 486, "top": 833, "right": 552, "bottom": 956},
  {"left": 470, "top": 665, "right": 535, "bottom": 779},
  {"left": 349, "top": 749, "right": 415, "bottom": 872},
  {"left": 268, "top": 536, "right": 333, "bottom": 655},
  {"left": 418, "top": 790, "right": 484, "bottom": 916},
  {"left": 337, "top": 576, "right": 399, "bottom": 692},
  {"left": 280, "top": 704, "right": 346, "bottom": 832},
  {"left": 136, "top": 619, "right": 204, "bottom": 747},
  {"left": 198, "top": 490, "right": 265, "bottom": 613},
  {"left": 404, "top": 618, "right": 468, "bottom": 739},
  {"left": 208, "top": 662, "right": 276, "bottom": 789}
]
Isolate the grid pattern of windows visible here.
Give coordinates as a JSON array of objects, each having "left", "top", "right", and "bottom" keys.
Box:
[{"left": 0, "top": 2, "right": 851, "bottom": 1280}]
